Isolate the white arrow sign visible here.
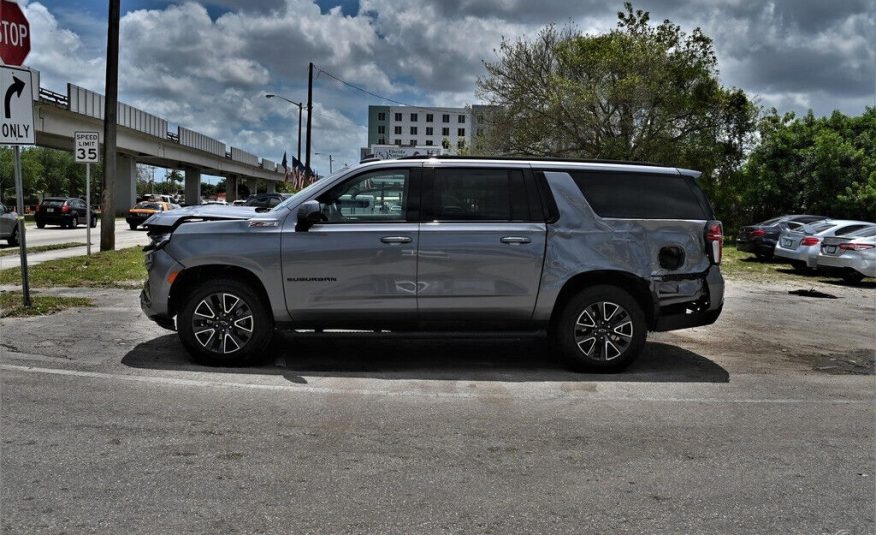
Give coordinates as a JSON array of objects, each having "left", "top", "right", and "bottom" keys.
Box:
[{"left": 0, "top": 65, "right": 33, "bottom": 145}]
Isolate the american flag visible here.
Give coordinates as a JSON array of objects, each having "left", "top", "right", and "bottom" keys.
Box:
[{"left": 281, "top": 152, "right": 290, "bottom": 183}]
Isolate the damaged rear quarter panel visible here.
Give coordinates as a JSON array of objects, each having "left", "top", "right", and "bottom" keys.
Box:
[{"left": 533, "top": 171, "right": 710, "bottom": 322}]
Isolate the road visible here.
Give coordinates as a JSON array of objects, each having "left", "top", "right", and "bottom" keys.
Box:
[
  {"left": 1, "top": 279, "right": 873, "bottom": 534},
  {"left": 0, "top": 220, "right": 149, "bottom": 269}
]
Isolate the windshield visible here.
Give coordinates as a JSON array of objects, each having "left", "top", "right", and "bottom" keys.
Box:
[{"left": 271, "top": 168, "right": 350, "bottom": 212}]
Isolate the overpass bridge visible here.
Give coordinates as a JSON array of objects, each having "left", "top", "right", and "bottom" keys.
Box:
[{"left": 29, "top": 70, "right": 286, "bottom": 214}]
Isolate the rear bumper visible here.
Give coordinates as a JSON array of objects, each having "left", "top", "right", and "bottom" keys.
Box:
[
  {"left": 736, "top": 238, "right": 775, "bottom": 255},
  {"left": 653, "top": 265, "right": 724, "bottom": 332},
  {"left": 817, "top": 253, "right": 876, "bottom": 277}
]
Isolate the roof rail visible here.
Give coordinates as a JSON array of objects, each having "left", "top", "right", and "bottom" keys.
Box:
[{"left": 392, "top": 154, "right": 666, "bottom": 166}]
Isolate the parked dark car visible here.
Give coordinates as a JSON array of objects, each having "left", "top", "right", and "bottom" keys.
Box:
[
  {"left": 736, "top": 214, "right": 827, "bottom": 260},
  {"left": 243, "top": 193, "right": 291, "bottom": 209},
  {"left": 34, "top": 197, "right": 99, "bottom": 229}
]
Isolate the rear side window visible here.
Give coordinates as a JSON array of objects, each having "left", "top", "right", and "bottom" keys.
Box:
[
  {"left": 431, "top": 168, "right": 532, "bottom": 221},
  {"left": 569, "top": 172, "right": 710, "bottom": 220},
  {"left": 833, "top": 224, "right": 870, "bottom": 236}
]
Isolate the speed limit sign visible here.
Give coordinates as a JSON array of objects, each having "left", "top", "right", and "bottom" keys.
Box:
[{"left": 74, "top": 131, "right": 100, "bottom": 162}]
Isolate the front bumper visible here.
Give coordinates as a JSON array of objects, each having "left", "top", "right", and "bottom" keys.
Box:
[{"left": 140, "top": 248, "right": 185, "bottom": 331}]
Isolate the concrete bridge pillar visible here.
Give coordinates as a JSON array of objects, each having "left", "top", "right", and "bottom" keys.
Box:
[
  {"left": 114, "top": 154, "right": 137, "bottom": 216},
  {"left": 265, "top": 180, "right": 276, "bottom": 193},
  {"left": 245, "top": 178, "right": 258, "bottom": 197},
  {"left": 225, "top": 175, "right": 239, "bottom": 202},
  {"left": 184, "top": 166, "right": 201, "bottom": 205}
]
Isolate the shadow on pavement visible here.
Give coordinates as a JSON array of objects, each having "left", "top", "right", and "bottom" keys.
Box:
[{"left": 122, "top": 333, "right": 729, "bottom": 383}]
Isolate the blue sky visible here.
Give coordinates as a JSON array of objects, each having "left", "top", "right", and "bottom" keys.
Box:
[{"left": 18, "top": 0, "right": 876, "bottom": 180}]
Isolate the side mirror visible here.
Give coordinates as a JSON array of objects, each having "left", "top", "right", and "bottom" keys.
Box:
[{"left": 296, "top": 200, "right": 326, "bottom": 232}]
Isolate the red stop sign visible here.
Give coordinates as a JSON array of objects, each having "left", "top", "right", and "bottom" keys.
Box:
[{"left": 0, "top": 0, "right": 30, "bottom": 66}]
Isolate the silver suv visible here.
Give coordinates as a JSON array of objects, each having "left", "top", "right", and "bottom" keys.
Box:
[{"left": 141, "top": 157, "right": 724, "bottom": 372}]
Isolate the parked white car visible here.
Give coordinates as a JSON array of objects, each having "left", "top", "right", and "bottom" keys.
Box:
[
  {"left": 816, "top": 226, "right": 876, "bottom": 283},
  {"left": 774, "top": 219, "right": 874, "bottom": 270}
]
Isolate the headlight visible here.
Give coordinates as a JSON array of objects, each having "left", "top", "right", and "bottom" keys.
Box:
[{"left": 143, "top": 233, "right": 171, "bottom": 253}]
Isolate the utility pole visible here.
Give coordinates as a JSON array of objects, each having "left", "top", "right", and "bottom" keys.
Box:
[
  {"left": 305, "top": 62, "right": 313, "bottom": 177},
  {"left": 100, "top": 0, "right": 120, "bottom": 251}
]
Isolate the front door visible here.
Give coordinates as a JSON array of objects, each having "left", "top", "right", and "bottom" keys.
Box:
[{"left": 281, "top": 167, "right": 420, "bottom": 325}]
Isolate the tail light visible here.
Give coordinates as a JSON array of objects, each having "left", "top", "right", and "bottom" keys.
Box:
[
  {"left": 61, "top": 204, "right": 71, "bottom": 213},
  {"left": 706, "top": 221, "right": 723, "bottom": 264},
  {"left": 839, "top": 243, "right": 875, "bottom": 251},
  {"left": 751, "top": 229, "right": 766, "bottom": 237},
  {"left": 801, "top": 237, "right": 820, "bottom": 246}
]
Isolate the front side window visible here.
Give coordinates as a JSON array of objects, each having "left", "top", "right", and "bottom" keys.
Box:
[
  {"left": 317, "top": 170, "right": 409, "bottom": 223},
  {"left": 432, "top": 168, "right": 530, "bottom": 221}
]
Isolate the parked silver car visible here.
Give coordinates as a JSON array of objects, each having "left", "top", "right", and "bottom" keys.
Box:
[
  {"left": 0, "top": 202, "right": 19, "bottom": 246},
  {"left": 817, "top": 226, "right": 876, "bottom": 283},
  {"left": 774, "top": 219, "right": 874, "bottom": 270},
  {"left": 141, "top": 157, "right": 725, "bottom": 372}
]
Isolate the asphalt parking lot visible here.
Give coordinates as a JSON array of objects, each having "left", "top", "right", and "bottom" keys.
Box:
[{"left": 1, "top": 278, "right": 874, "bottom": 533}]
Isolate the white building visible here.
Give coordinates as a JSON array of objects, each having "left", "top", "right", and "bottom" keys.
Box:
[{"left": 363, "top": 105, "right": 493, "bottom": 158}]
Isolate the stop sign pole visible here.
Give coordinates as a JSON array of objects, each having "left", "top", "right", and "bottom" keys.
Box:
[
  {"left": 1, "top": 1, "right": 31, "bottom": 306},
  {"left": 0, "top": 0, "right": 31, "bottom": 66}
]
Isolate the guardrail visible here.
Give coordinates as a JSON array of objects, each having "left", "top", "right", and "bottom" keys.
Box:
[{"left": 35, "top": 84, "right": 283, "bottom": 175}]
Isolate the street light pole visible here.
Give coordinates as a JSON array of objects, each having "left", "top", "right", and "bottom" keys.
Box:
[
  {"left": 315, "top": 152, "right": 334, "bottom": 174},
  {"left": 266, "top": 94, "right": 303, "bottom": 162}
]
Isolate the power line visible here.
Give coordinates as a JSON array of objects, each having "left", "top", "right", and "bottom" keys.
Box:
[{"left": 314, "top": 65, "right": 475, "bottom": 114}]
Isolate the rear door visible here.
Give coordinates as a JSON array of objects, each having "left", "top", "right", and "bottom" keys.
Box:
[
  {"left": 281, "top": 166, "right": 421, "bottom": 324},
  {"left": 417, "top": 165, "right": 547, "bottom": 321}
]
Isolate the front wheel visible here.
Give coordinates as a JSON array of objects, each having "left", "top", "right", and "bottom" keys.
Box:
[
  {"left": 129, "top": 223, "right": 138, "bottom": 231},
  {"left": 555, "top": 285, "right": 647, "bottom": 372},
  {"left": 177, "top": 278, "right": 273, "bottom": 366},
  {"left": 7, "top": 227, "right": 18, "bottom": 246}
]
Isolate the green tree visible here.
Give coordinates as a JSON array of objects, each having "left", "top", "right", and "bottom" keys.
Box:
[
  {"left": 740, "top": 108, "right": 876, "bottom": 222},
  {"left": 476, "top": 3, "right": 757, "bottom": 221}
]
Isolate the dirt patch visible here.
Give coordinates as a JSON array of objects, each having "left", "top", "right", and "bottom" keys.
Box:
[{"left": 657, "top": 275, "right": 875, "bottom": 376}]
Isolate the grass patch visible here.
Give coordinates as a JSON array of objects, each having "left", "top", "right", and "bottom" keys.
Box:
[
  {"left": 0, "top": 246, "right": 146, "bottom": 288},
  {"left": 0, "top": 292, "right": 94, "bottom": 317},
  {"left": 721, "top": 246, "right": 832, "bottom": 283},
  {"left": 0, "top": 242, "right": 86, "bottom": 257}
]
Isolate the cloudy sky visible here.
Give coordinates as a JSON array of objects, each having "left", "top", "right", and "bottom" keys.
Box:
[{"left": 18, "top": 0, "right": 876, "bottom": 177}]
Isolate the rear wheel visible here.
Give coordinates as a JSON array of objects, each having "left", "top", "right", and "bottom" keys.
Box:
[
  {"left": 36, "top": 221, "right": 45, "bottom": 229},
  {"left": 790, "top": 260, "right": 807, "bottom": 272},
  {"left": 841, "top": 270, "right": 865, "bottom": 284},
  {"left": 7, "top": 227, "right": 18, "bottom": 246},
  {"left": 555, "top": 285, "right": 647, "bottom": 372},
  {"left": 91, "top": 216, "right": 98, "bottom": 228},
  {"left": 177, "top": 278, "right": 273, "bottom": 366},
  {"left": 129, "top": 223, "right": 138, "bottom": 230}
]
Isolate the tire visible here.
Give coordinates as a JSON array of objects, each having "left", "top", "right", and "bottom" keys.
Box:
[
  {"left": 177, "top": 278, "right": 273, "bottom": 366},
  {"left": 790, "top": 260, "right": 807, "bottom": 272},
  {"left": 36, "top": 221, "right": 45, "bottom": 229},
  {"left": 841, "top": 270, "right": 865, "bottom": 284},
  {"left": 555, "top": 285, "right": 647, "bottom": 373},
  {"left": 70, "top": 216, "right": 79, "bottom": 228},
  {"left": 129, "top": 223, "right": 138, "bottom": 231},
  {"left": 91, "top": 217, "right": 98, "bottom": 228},
  {"left": 6, "top": 227, "right": 18, "bottom": 246},
  {"left": 755, "top": 251, "right": 773, "bottom": 261}
]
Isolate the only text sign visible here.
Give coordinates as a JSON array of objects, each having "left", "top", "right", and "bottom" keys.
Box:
[
  {"left": 0, "top": 64, "right": 33, "bottom": 144},
  {"left": 74, "top": 131, "right": 100, "bottom": 163}
]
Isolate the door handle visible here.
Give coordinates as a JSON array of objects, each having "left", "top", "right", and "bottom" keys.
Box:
[
  {"left": 380, "top": 236, "right": 412, "bottom": 244},
  {"left": 500, "top": 236, "right": 531, "bottom": 245}
]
